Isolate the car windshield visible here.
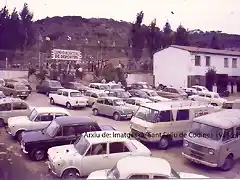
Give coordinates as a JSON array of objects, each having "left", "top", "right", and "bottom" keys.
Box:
[
  {"left": 138, "top": 91, "right": 148, "bottom": 97},
  {"left": 117, "top": 91, "right": 130, "bottom": 98},
  {"left": 99, "top": 93, "right": 107, "bottom": 97},
  {"left": 149, "top": 91, "right": 158, "bottom": 96},
  {"left": 188, "top": 122, "right": 223, "bottom": 141},
  {"left": 110, "top": 84, "right": 122, "bottom": 89},
  {"left": 45, "top": 120, "right": 60, "bottom": 137},
  {"left": 113, "top": 99, "right": 125, "bottom": 106},
  {"left": 171, "top": 168, "right": 180, "bottom": 178},
  {"left": 100, "top": 85, "right": 109, "bottom": 90},
  {"left": 28, "top": 109, "right": 38, "bottom": 121},
  {"left": 107, "top": 164, "right": 120, "bottom": 179},
  {"left": 70, "top": 92, "right": 82, "bottom": 97},
  {"left": 15, "top": 84, "right": 28, "bottom": 90},
  {"left": 50, "top": 81, "right": 61, "bottom": 87},
  {"left": 74, "top": 136, "right": 91, "bottom": 155},
  {"left": 135, "top": 106, "right": 159, "bottom": 123}
]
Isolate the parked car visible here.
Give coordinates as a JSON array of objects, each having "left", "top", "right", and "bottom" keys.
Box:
[
  {"left": 62, "top": 82, "right": 89, "bottom": 93},
  {"left": 0, "top": 97, "right": 32, "bottom": 126},
  {"left": 182, "top": 87, "right": 198, "bottom": 96},
  {"left": 49, "top": 89, "right": 88, "bottom": 109},
  {"left": 84, "top": 89, "right": 108, "bottom": 107},
  {"left": 189, "top": 91, "right": 227, "bottom": 106},
  {"left": 128, "top": 82, "right": 152, "bottom": 90},
  {"left": 89, "top": 83, "right": 110, "bottom": 90},
  {"left": 191, "top": 85, "right": 209, "bottom": 93},
  {"left": 88, "top": 156, "right": 209, "bottom": 179},
  {"left": 141, "top": 89, "right": 171, "bottom": 102},
  {"left": 125, "top": 97, "right": 152, "bottom": 113},
  {"left": 92, "top": 97, "right": 134, "bottom": 121},
  {"left": 182, "top": 109, "right": 240, "bottom": 171},
  {"left": 0, "top": 79, "right": 5, "bottom": 86},
  {"left": 157, "top": 87, "right": 188, "bottom": 100},
  {"left": 6, "top": 107, "right": 70, "bottom": 141},
  {"left": 222, "top": 99, "right": 240, "bottom": 109},
  {"left": 128, "top": 89, "right": 148, "bottom": 98},
  {"left": 0, "top": 82, "right": 30, "bottom": 99},
  {"left": 36, "top": 80, "right": 63, "bottom": 96},
  {"left": 106, "top": 82, "right": 124, "bottom": 90},
  {"left": 20, "top": 116, "right": 115, "bottom": 161},
  {"left": 0, "top": 91, "right": 5, "bottom": 99},
  {"left": 5, "top": 78, "right": 32, "bottom": 93},
  {"left": 105, "top": 89, "right": 131, "bottom": 101},
  {"left": 47, "top": 130, "right": 151, "bottom": 178}
]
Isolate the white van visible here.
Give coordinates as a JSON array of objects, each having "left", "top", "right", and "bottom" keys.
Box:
[{"left": 130, "top": 100, "right": 216, "bottom": 149}]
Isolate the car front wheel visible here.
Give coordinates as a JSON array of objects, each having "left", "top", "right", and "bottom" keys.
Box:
[
  {"left": 157, "top": 136, "right": 170, "bottom": 150},
  {"left": 93, "top": 109, "right": 99, "bottom": 116},
  {"left": 62, "top": 168, "right": 79, "bottom": 179},
  {"left": 221, "top": 155, "right": 234, "bottom": 171},
  {"left": 66, "top": 102, "right": 72, "bottom": 109},
  {"left": 50, "top": 98, "right": 55, "bottom": 105},
  {"left": 113, "top": 112, "right": 120, "bottom": 121},
  {"left": 30, "top": 148, "right": 46, "bottom": 161}
]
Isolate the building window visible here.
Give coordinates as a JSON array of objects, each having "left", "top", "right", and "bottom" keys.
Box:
[
  {"left": 232, "top": 58, "right": 237, "bottom": 68},
  {"left": 205, "top": 56, "right": 210, "bottom": 66},
  {"left": 195, "top": 56, "right": 201, "bottom": 66},
  {"left": 224, "top": 58, "right": 228, "bottom": 67}
]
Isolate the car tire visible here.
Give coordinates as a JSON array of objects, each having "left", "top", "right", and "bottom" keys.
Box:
[
  {"left": 113, "top": 112, "right": 120, "bottom": 121},
  {"left": 157, "top": 136, "right": 171, "bottom": 150},
  {"left": 10, "top": 94, "right": 13, "bottom": 97},
  {"left": 62, "top": 168, "right": 79, "bottom": 179},
  {"left": 191, "top": 98, "right": 195, "bottom": 101},
  {"left": 211, "top": 103, "right": 218, "bottom": 106},
  {"left": 93, "top": 109, "right": 99, "bottom": 116},
  {"left": 66, "top": 102, "right": 72, "bottom": 109},
  {"left": 30, "top": 147, "right": 46, "bottom": 161},
  {"left": 50, "top": 98, "right": 55, "bottom": 105},
  {"left": 15, "top": 130, "right": 25, "bottom": 142},
  {"left": 221, "top": 155, "right": 234, "bottom": 171}
]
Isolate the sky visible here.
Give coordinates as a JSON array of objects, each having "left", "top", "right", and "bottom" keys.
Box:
[{"left": 1, "top": 0, "right": 240, "bottom": 34}]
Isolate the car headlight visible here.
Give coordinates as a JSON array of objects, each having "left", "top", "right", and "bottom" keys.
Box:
[
  {"left": 129, "top": 123, "right": 132, "bottom": 127},
  {"left": 209, "top": 148, "right": 214, "bottom": 155},
  {"left": 184, "top": 140, "right": 189, "bottom": 147}
]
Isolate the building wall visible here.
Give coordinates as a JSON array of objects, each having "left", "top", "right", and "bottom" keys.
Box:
[
  {"left": 0, "top": 70, "right": 28, "bottom": 79},
  {"left": 153, "top": 47, "right": 190, "bottom": 88},
  {"left": 126, "top": 73, "right": 154, "bottom": 85},
  {"left": 189, "top": 53, "right": 240, "bottom": 76}
]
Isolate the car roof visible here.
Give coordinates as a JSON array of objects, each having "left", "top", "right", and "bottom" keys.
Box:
[
  {"left": 100, "top": 96, "right": 121, "bottom": 100},
  {"left": 193, "top": 109, "right": 240, "bottom": 129},
  {"left": 192, "top": 85, "right": 205, "bottom": 88},
  {"left": 0, "top": 97, "right": 26, "bottom": 104},
  {"left": 86, "top": 89, "right": 106, "bottom": 93},
  {"left": 58, "top": 89, "right": 80, "bottom": 93},
  {"left": 54, "top": 116, "right": 95, "bottom": 125},
  {"left": 117, "top": 156, "right": 171, "bottom": 177},
  {"left": 34, "top": 107, "right": 70, "bottom": 114},
  {"left": 83, "top": 131, "right": 129, "bottom": 144}
]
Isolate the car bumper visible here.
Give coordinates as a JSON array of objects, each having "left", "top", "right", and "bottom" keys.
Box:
[
  {"left": 182, "top": 152, "right": 218, "bottom": 167},
  {"left": 73, "top": 103, "right": 88, "bottom": 107},
  {"left": 120, "top": 114, "right": 133, "bottom": 119},
  {"left": 47, "top": 161, "right": 60, "bottom": 177}
]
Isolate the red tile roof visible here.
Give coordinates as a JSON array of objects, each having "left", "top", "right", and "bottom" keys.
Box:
[{"left": 171, "top": 45, "right": 240, "bottom": 56}]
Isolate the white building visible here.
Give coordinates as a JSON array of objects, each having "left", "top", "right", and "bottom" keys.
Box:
[{"left": 153, "top": 45, "right": 240, "bottom": 91}]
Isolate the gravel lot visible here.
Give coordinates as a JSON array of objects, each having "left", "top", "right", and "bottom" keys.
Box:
[{"left": 1, "top": 93, "right": 240, "bottom": 179}]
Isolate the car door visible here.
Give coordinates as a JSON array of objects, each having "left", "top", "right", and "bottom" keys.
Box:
[
  {"left": 12, "top": 102, "right": 29, "bottom": 117},
  {"left": 104, "top": 99, "right": 114, "bottom": 116},
  {"left": 31, "top": 113, "right": 54, "bottom": 130},
  {"left": 90, "top": 93, "right": 98, "bottom": 106},
  {"left": 205, "top": 94, "right": 212, "bottom": 103},
  {"left": 61, "top": 91, "right": 69, "bottom": 105},
  {"left": 126, "top": 99, "right": 137, "bottom": 113},
  {"left": 106, "top": 142, "right": 132, "bottom": 168},
  {"left": 0, "top": 103, "right": 12, "bottom": 123},
  {"left": 60, "top": 125, "right": 77, "bottom": 144},
  {"left": 174, "top": 109, "right": 191, "bottom": 140},
  {"left": 80, "top": 143, "right": 109, "bottom": 176},
  {"left": 54, "top": 90, "right": 63, "bottom": 104},
  {"left": 96, "top": 98, "right": 105, "bottom": 114}
]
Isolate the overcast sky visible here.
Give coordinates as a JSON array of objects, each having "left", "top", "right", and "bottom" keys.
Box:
[{"left": 1, "top": 0, "right": 239, "bottom": 34}]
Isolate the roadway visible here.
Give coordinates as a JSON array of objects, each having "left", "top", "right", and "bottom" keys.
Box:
[{"left": 0, "top": 93, "right": 240, "bottom": 179}]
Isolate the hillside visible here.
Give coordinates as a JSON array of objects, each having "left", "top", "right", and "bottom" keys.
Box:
[{"left": 33, "top": 16, "right": 240, "bottom": 62}]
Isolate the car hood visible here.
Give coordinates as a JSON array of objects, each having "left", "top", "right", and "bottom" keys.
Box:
[
  {"left": 150, "top": 96, "right": 171, "bottom": 102},
  {"left": 87, "top": 169, "right": 109, "bottom": 179},
  {"left": 48, "top": 144, "right": 79, "bottom": 158},
  {"left": 22, "top": 130, "right": 50, "bottom": 143},
  {"left": 8, "top": 116, "right": 30, "bottom": 125},
  {"left": 179, "top": 172, "right": 209, "bottom": 178},
  {"left": 185, "top": 137, "right": 222, "bottom": 149},
  {"left": 118, "top": 106, "right": 133, "bottom": 113}
]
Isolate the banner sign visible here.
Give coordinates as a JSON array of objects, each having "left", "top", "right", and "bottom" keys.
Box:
[{"left": 51, "top": 49, "right": 82, "bottom": 61}]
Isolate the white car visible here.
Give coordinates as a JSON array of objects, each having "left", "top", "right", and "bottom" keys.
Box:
[
  {"left": 49, "top": 89, "right": 88, "bottom": 109},
  {"left": 6, "top": 107, "right": 70, "bottom": 141},
  {"left": 141, "top": 89, "right": 171, "bottom": 102},
  {"left": 47, "top": 131, "right": 151, "bottom": 178},
  {"left": 189, "top": 91, "right": 227, "bottom": 106},
  {"left": 88, "top": 156, "right": 209, "bottom": 179},
  {"left": 191, "top": 85, "right": 209, "bottom": 94},
  {"left": 125, "top": 97, "right": 152, "bottom": 113}
]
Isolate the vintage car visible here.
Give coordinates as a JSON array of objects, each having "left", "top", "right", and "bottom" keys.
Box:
[
  {"left": 84, "top": 89, "right": 108, "bottom": 107},
  {"left": 105, "top": 89, "right": 131, "bottom": 101},
  {"left": 49, "top": 89, "right": 88, "bottom": 109},
  {"left": 5, "top": 78, "right": 32, "bottom": 93},
  {"left": 6, "top": 106, "right": 70, "bottom": 141},
  {"left": 62, "top": 81, "right": 89, "bottom": 93},
  {"left": 87, "top": 156, "right": 209, "bottom": 179},
  {"left": 36, "top": 80, "right": 63, "bottom": 96},
  {"left": 182, "top": 87, "right": 198, "bottom": 96},
  {"left": 128, "top": 89, "right": 148, "bottom": 99},
  {"left": 222, "top": 99, "right": 240, "bottom": 109},
  {"left": 157, "top": 87, "right": 188, "bottom": 100},
  {"left": 182, "top": 109, "right": 240, "bottom": 171},
  {"left": 47, "top": 131, "right": 151, "bottom": 178},
  {"left": 92, "top": 97, "right": 134, "bottom": 121},
  {"left": 89, "top": 83, "right": 110, "bottom": 90},
  {"left": 128, "top": 82, "right": 152, "bottom": 90},
  {"left": 125, "top": 97, "right": 152, "bottom": 113},
  {"left": 0, "top": 81, "right": 30, "bottom": 99},
  {"left": 189, "top": 91, "right": 227, "bottom": 106},
  {"left": 140, "top": 89, "right": 171, "bottom": 102},
  {"left": 191, "top": 85, "right": 209, "bottom": 93},
  {"left": 20, "top": 116, "right": 115, "bottom": 161},
  {"left": 0, "top": 98, "right": 32, "bottom": 126}
]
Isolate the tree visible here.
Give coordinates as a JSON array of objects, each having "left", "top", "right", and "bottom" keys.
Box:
[
  {"left": 162, "top": 22, "right": 174, "bottom": 48},
  {"left": 115, "top": 66, "right": 127, "bottom": 87},
  {"left": 205, "top": 67, "right": 217, "bottom": 91},
  {"left": 174, "top": 24, "right": 189, "bottom": 46},
  {"left": 129, "top": 11, "right": 146, "bottom": 64},
  {"left": 102, "top": 62, "right": 116, "bottom": 82},
  {"left": 209, "top": 34, "right": 221, "bottom": 49}
]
